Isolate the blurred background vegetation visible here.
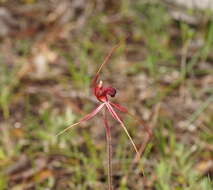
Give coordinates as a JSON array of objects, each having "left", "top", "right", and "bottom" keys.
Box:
[{"left": 0, "top": 0, "right": 212, "bottom": 189}]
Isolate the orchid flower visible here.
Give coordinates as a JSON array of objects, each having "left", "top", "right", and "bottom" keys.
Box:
[{"left": 57, "top": 46, "right": 152, "bottom": 190}]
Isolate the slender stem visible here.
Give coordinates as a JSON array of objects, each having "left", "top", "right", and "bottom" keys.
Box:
[{"left": 104, "top": 108, "right": 113, "bottom": 190}]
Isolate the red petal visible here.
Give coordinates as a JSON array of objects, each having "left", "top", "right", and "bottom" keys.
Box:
[{"left": 56, "top": 103, "right": 105, "bottom": 136}]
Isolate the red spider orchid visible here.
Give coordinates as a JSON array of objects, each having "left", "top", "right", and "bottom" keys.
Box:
[{"left": 57, "top": 46, "right": 152, "bottom": 190}]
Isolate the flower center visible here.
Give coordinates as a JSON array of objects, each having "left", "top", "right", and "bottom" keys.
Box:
[{"left": 95, "top": 81, "right": 116, "bottom": 102}]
